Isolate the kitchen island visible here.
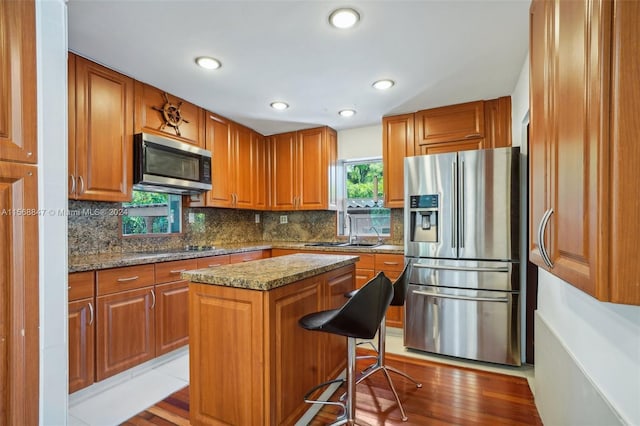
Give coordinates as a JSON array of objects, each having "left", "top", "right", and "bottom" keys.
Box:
[{"left": 183, "top": 253, "right": 358, "bottom": 426}]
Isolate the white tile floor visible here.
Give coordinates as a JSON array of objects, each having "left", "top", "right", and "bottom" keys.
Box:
[{"left": 67, "top": 331, "right": 534, "bottom": 426}]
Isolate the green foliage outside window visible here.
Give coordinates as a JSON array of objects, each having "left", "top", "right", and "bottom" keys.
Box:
[{"left": 346, "top": 162, "right": 384, "bottom": 199}]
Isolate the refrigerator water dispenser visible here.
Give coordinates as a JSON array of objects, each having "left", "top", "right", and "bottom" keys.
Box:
[{"left": 409, "top": 194, "right": 439, "bottom": 243}]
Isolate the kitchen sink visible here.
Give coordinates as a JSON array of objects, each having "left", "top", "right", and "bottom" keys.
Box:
[
  {"left": 304, "top": 242, "right": 349, "bottom": 247},
  {"left": 341, "top": 242, "right": 383, "bottom": 248}
]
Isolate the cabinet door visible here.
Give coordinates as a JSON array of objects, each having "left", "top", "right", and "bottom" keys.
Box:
[
  {"left": 233, "top": 123, "right": 254, "bottom": 209},
  {"left": 270, "top": 132, "right": 297, "bottom": 210},
  {"left": 207, "top": 113, "right": 233, "bottom": 207},
  {"left": 383, "top": 114, "right": 415, "bottom": 208},
  {"left": 483, "top": 96, "right": 512, "bottom": 148},
  {"left": 415, "top": 101, "right": 485, "bottom": 145},
  {"left": 416, "top": 139, "right": 483, "bottom": 156},
  {"left": 252, "top": 131, "right": 269, "bottom": 210},
  {"left": 134, "top": 81, "right": 205, "bottom": 147},
  {"left": 0, "top": 161, "right": 38, "bottom": 425},
  {"left": 155, "top": 281, "right": 189, "bottom": 355},
  {"left": 326, "top": 128, "right": 338, "bottom": 210},
  {"left": 96, "top": 287, "right": 155, "bottom": 381},
  {"left": 74, "top": 56, "right": 134, "bottom": 201},
  {"left": 0, "top": 0, "right": 37, "bottom": 163},
  {"left": 68, "top": 298, "right": 95, "bottom": 393},
  {"left": 297, "top": 128, "right": 327, "bottom": 210}
]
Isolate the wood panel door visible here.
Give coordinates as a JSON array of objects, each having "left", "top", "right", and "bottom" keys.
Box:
[
  {"left": 96, "top": 287, "right": 155, "bottom": 381},
  {"left": 267, "top": 276, "right": 324, "bottom": 425},
  {"left": 297, "top": 127, "right": 327, "bottom": 210},
  {"left": 72, "top": 55, "right": 134, "bottom": 201},
  {"left": 155, "top": 281, "right": 189, "bottom": 355},
  {"left": 68, "top": 298, "right": 95, "bottom": 393},
  {"left": 383, "top": 114, "right": 415, "bottom": 208},
  {"left": 0, "top": 0, "right": 37, "bottom": 164},
  {"left": 0, "top": 161, "right": 38, "bottom": 425},
  {"left": 233, "top": 123, "right": 254, "bottom": 209},
  {"left": 415, "top": 101, "right": 485, "bottom": 145},
  {"left": 206, "top": 112, "right": 233, "bottom": 207},
  {"left": 252, "top": 131, "right": 269, "bottom": 210},
  {"left": 270, "top": 132, "right": 297, "bottom": 210},
  {"left": 483, "top": 96, "right": 512, "bottom": 148},
  {"left": 134, "top": 82, "right": 205, "bottom": 148}
]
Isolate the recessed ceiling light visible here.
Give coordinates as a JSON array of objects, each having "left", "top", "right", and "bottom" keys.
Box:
[
  {"left": 270, "top": 101, "right": 289, "bottom": 111},
  {"left": 195, "top": 56, "right": 221, "bottom": 70},
  {"left": 339, "top": 109, "right": 356, "bottom": 117},
  {"left": 329, "top": 8, "right": 360, "bottom": 29},
  {"left": 372, "top": 79, "right": 395, "bottom": 90}
]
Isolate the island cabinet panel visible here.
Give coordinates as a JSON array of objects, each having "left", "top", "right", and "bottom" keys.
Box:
[
  {"left": 189, "top": 263, "right": 355, "bottom": 426},
  {"left": 134, "top": 81, "right": 205, "bottom": 148},
  {"left": 189, "top": 284, "right": 265, "bottom": 426}
]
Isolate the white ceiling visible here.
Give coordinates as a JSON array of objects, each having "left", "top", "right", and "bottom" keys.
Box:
[{"left": 67, "top": 0, "right": 530, "bottom": 136}]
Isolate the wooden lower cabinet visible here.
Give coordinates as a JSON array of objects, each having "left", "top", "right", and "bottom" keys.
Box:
[
  {"left": 155, "top": 281, "right": 189, "bottom": 356},
  {"left": 196, "top": 254, "right": 231, "bottom": 269},
  {"left": 229, "top": 249, "right": 271, "bottom": 264},
  {"left": 375, "top": 254, "right": 405, "bottom": 328},
  {"left": 189, "top": 264, "right": 355, "bottom": 425},
  {"left": 68, "top": 271, "right": 96, "bottom": 393},
  {"left": 95, "top": 286, "right": 156, "bottom": 381}
]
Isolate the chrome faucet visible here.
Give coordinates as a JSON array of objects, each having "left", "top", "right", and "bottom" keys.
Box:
[
  {"left": 370, "top": 226, "right": 383, "bottom": 244},
  {"left": 347, "top": 214, "right": 357, "bottom": 244}
]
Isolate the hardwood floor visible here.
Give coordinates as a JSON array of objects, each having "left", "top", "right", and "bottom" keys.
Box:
[{"left": 121, "top": 351, "right": 541, "bottom": 425}]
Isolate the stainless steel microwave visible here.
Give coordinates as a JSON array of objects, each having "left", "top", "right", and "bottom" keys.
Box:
[{"left": 133, "top": 133, "right": 212, "bottom": 195}]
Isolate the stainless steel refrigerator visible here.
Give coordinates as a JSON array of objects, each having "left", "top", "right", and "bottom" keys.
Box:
[{"left": 403, "top": 146, "right": 521, "bottom": 366}]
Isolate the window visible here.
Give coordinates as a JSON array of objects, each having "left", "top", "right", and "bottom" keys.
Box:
[
  {"left": 338, "top": 158, "right": 391, "bottom": 239},
  {"left": 122, "top": 190, "right": 182, "bottom": 236}
]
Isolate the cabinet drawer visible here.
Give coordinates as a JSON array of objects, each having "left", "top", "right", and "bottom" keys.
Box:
[
  {"left": 230, "top": 250, "right": 269, "bottom": 264},
  {"left": 69, "top": 271, "right": 95, "bottom": 301},
  {"left": 375, "top": 254, "right": 405, "bottom": 272},
  {"left": 97, "top": 264, "right": 155, "bottom": 296},
  {"left": 355, "top": 253, "right": 375, "bottom": 270},
  {"left": 196, "top": 255, "right": 231, "bottom": 269},
  {"left": 155, "top": 259, "right": 198, "bottom": 284}
]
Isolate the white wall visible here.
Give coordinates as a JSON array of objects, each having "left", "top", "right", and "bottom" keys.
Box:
[
  {"left": 36, "top": 0, "right": 69, "bottom": 423},
  {"left": 514, "top": 51, "right": 640, "bottom": 424},
  {"left": 337, "top": 124, "right": 382, "bottom": 160}
]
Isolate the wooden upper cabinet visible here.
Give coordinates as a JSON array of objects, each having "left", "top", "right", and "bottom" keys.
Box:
[
  {"left": 252, "top": 131, "right": 269, "bottom": 210},
  {"left": 529, "top": 0, "right": 640, "bottom": 305},
  {"left": 416, "top": 139, "right": 483, "bottom": 156},
  {"left": 0, "top": 0, "right": 37, "bottom": 163},
  {"left": 483, "top": 96, "right": 512, "bottom": 148},
  {"left": 269, "top": 126, "right": 337, "bottom": 211},
  {"left": 382, "top": 114, "right": 414, "bottom": 208},
  {"left": 69, "top": 54, "right": 134, "bottom": 202},
  {"left": 233, "top": 123, "right": 255, "bottom": 209},
  {"left": 134, "top": 81, "right": 205, "bottom": 148},
  {"left": 415, "top": 100, "right": 485, "bottom": 145}
]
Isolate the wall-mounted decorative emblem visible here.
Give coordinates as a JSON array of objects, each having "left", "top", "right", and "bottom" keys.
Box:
[{"left": 152, "top": 93, "right": 189, "bottom": 136}]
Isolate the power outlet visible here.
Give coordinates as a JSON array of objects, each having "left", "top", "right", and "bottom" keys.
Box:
[
  {"left": 279, "top": 215, "right": 288, "bottom": 224},
  {"left": 255, "top": 213, "right": 261, "bottom": 224},
  {"left": 188, "top": 212, "right": 195, "bottom": 224}
]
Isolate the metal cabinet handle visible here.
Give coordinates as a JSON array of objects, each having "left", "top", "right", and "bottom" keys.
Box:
[
  {"left": 116, "top": 275, "right": 139, "bottom": 282},
  {"left": 413, "top": 263, "right": 509, "bottom": 272},
  {"left": 537, "top": 208, "right": 554, "bottom": 268},
  {"left": 88, "top": 302, "right": 94, "bottom": 326},
  {"left": 77, "top": 176, "right": 85, "bottom": 195},
  {"left": 383, "top": 261, "right": 399, "bottom": 266},
  {"left": 69, "top": 175, "right": 76, "bottom": 195},
  {"left": 169, "top": 269, "right": 187, "bottom": 274},
  {"left": 150, "top": 289, "right": 156, "bottom": 309},
  {"left": 414, "top": 290, "right": 509, "bottom": 303}
]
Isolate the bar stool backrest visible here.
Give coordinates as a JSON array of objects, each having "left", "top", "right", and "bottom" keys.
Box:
[{"left": 390, "top": 262, "right": 411, "bottom": 307}]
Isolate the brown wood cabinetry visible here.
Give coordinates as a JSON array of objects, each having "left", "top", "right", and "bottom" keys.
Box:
[
  {"left": 382, "top": 114, "right": 415, "bottom": 208},
  {"left": 196, "top": 254, "right": 231, "bottom": 269},
  {"left": 134, "top": 81, "right": 205, "bottom": 148},
  {"left": 187, "top": 113, "right": 268, "bottom": 209},
  {"left": 529, "top": 0, "right": 640, "bottom": 305},
  {"left": 229, "top": 249, "right": 271, "bottom": 264},
  {"left": 383, "top": 97, "right": 511, "bottom": 208},
  {"left": 68, "top": 53, "right": 134, "bottom": 201},
  {"left": 415, "top": 100, "right": 485, "bottom": 145},
  {"left": 68, "top": 271, "right": 95, "bottom": 393},
  {"left": 0, "top": 161, "right": 39, "bottom": 424},
  {"left": 375, "top": 254, "right": 405, "bottom": 328},
  {"left": 270, "top": 126, "right": 337, "bottom": 211},
  {"left": 0, "top": 0, "right": 37, "bottom": 163},
  {"left": 189, "top": 264, "right": 354, "bottom": 425}
]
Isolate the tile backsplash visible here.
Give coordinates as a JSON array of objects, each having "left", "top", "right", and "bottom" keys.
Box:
[{"left": 68, "top": 200, "right": 403, "bottom": 256}]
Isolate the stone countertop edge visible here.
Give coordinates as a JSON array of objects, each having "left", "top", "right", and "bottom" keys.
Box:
[
  {"left": 68, "top": 241, "right": 403, "bottom": 273},
  {"left": 183, "top": 253, "right": 360, "bottom": 291}
]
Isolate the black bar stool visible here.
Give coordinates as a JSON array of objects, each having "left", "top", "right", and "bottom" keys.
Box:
[
  {"left": 344, "top": 262, "right": 422, "bottom": 421},
  {"left": 298, "top": 272, "right": 393, "bottom": 426}
]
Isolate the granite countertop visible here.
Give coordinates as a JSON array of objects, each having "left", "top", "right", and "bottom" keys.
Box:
[
  {"left": 183, "top": 253, "right": 359, "bottom": 290},
  {"left": 68, "top": 241, "right": 403, "bottom": 273}
]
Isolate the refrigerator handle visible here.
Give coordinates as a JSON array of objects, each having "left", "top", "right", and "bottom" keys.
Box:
[
  {"left": 413, "top": 263, "right": 510, "bottom": 273},
  {"left": 451, "top": 161, "right": 457, "bottom": 249},
  {"left": 460, "top": 160, "right": 465, "bottom": 248},
  {"left": 413, "top": 290, "right": 510, "bottom": 303}
]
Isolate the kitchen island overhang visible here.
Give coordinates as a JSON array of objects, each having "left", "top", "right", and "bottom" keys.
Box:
[{"left": 183, "top": 253, "right": 359, "bottom": 426}]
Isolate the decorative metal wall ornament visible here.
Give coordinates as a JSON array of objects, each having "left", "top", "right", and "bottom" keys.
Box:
[{"left": 152, "top": 93, "right": 190, "bottom": 136}]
